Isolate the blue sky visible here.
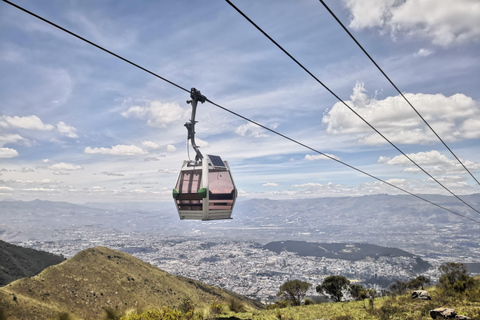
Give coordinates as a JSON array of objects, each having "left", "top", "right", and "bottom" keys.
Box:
[{"left": 1, "top": 0, "right": 480, "bottom": 203}]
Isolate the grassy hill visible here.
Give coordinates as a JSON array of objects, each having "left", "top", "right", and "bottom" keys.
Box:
[
  {"left": 0, "top": 240, "right": 65, "bottom": 286},
  {"left": 0, "top": 246, "right": 262, "bottom": 320},
  {"left": 123, "top": 277, "right": 480, "bottom": 320}
]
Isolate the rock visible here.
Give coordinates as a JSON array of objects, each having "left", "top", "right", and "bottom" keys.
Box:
[
  {"left": 412, "top": 290, "right": 431, "bottom": 300},
  {"left": 430, "top": 308, "right": 457, "bottom": 319}
]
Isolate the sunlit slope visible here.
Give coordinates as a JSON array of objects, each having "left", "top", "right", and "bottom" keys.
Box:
[{"left": 0, "top": 246, "right": 261, "bottom": 319}]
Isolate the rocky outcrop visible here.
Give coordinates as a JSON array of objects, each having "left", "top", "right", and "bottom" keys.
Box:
[
  {"left": 411, "top": 290, "right": 431, "bottom": 300},
  {"left": 429, "top": 308, "right": 471, "bottom": 319}
]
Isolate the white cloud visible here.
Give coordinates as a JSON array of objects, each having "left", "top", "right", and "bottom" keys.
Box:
[
  {"left": 262, "top": 182, "right": 279, "bottom": 187},
  {"left": 48, "top": 162, "right": 84, "bottom": 171},
  {"left": 0, "top": 134, "right": 26, "bottom": 147},
  {"left": 415, "top": 48, "right": 433, "bottom": 57},
  {"left": 167, "top": 144, "right": 177, "bottom": 152},
  {"left": 188, "top": 138, "right": 209, "bottom": 149},
  {"left": 122, "top": 101, "right": 187, "bottom": 128},
  {"left": 57, "top": 121, "right": 78, "bottom": 138},
  {"left": 304, "top": 154, "right": 340, "bottom": 161},
  {"left": 161, "top": 168, "right": 179, "bottom": 174},
  {"left": 379, "top": 150, "right": 480, "bottom": 175},
  {"left": 0, "top": 147, "right": 19, "bottom": 158},
  {"left": 291, "top": 182, "right": 324, "bottom": 188},
  {"left": 142, "top": 140, "right": 160, "bottom": 150},
  {"left": 101, "top": 171, "right": 125, "bottom": 176},
  {"left": 0, "top": 186, "right": 14, "bottom": 193},
  {"left": 235, "top": 122, "right": 268, "bottom": 138},
  {"left": 84, "top": 144, "right": 148, "bottom": 156},
  {"left": 322, "top": 82, "right": 480, "bottom": 145},
  {"left": 345, "top": 0, "right": 480, "bottom": 46},
  {"left": 0, "top": 115, "right": 54, "bottom": 130}
]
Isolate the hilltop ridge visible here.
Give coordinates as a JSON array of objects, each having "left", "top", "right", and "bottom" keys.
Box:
[{"left": 0, "top": 246, "right": 262, "bottom": 319}]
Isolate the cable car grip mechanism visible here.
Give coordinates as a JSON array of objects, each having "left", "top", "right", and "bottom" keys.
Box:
[{"left": 185, "top": 88, "right": 206, "bottom": 163}]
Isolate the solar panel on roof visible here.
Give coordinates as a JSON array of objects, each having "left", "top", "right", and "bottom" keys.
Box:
[{"left": 208, "top": 155, "right": 225, "bottom": 168}]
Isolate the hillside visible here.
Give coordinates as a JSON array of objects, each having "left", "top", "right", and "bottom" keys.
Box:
[
  {"left": 0, "top": 246, "right": 262, "bottom": 320},
  {"left": 0, "top": 240, "right": 65, "bottom": 286},
  {"left": 264, "top": 241, "right": 431, "bottom": 272}
]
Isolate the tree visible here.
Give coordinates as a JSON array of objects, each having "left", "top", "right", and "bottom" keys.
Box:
[
  {"left": 316, "top": 275, "right": 350, "bottom": 302},
  {"left": 407, "top": 275, "right": 431, "bottom": 290},
  {"left": 277, "top": 279, "right": 312, "bottom": 306},
  {"left": 348, "top": 284, "right": 364, "bottom": 301},
  {"left": 438, "top": 262, "right": 475, "bottom": 293},
  {"left": 388, "top": 280, "right": 408, "bottom": 296},
  {"left": 366, "top": 288, "right": 377, "bottom": 308}
]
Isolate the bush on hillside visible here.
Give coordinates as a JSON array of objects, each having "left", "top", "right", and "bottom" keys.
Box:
[
  {"left": 277, "top": 279, "right": 311, "bottom": 306},
  {"left": 209, "top": 302, "right": 223, "bottom": 319},
  {"left": 120, "top": 306, "right": 204, "bottom": 320},
  {"left": 438, "top": 262, "right": 476, "bottom": 293},
  {"left": 178, "top": 298, "right": 196, "bottom": 314},
  {"left": 227, "top": 298, "right": 246, "bottom": 312},
  {"left": 316, "top": 275, "right": 350, "bottom": 302}
]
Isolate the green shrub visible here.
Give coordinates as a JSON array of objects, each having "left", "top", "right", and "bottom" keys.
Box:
[
  {"left": 56, "top": 313, "right": 72, "bottom": 320},
  {"left": 303, "top": 298, "right": 314, "bottom": 305},
  {"left": 227, "top": 298, "right": 245, "bottom": 312},
  {"left": 209, "top": 302, "right": 223, "bottom": 319},
  {"left": 179, "top": 298, "right": 196, "bottom": 313},
  {"left": 104, "top": 307, "right": 122, "bottom": 320}
]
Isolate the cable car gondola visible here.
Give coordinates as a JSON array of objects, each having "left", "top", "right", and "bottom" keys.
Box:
[{"left": 172, "top": 88, "right": 237, "bottom": 220}]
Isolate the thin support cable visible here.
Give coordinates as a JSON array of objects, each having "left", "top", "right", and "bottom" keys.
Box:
[
  {"left": 225, "top": 0, "right": 480, "bottom": 215},
  {"left": 4, "top": 0, "right": 479, "bottom": 224},
  {"left": 206, "top": 98, "right": 480, "bottom": 224},
  {"left": 317, "top": 0, "right": 480, "bottom": 187},
  {"left": 1, "top": 0, "right": 190, "bottom": 94}
]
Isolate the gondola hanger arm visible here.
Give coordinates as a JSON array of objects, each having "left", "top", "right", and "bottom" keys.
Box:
[{"left": 185, "top": 88, "right": 207, "bottom": 162}]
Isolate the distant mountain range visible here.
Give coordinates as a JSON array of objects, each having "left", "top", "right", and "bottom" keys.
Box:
[
  {"left": 0, "top": 240, "right": 65, "bottom": 286},
  {"left": 1, "top": 194, "right": 479, "bottom": 261},
  {"left": 0, "top": 246, "right": 262, "bottom": 319}
]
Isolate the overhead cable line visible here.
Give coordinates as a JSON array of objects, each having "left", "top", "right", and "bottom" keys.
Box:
[
  {"left": 206, "top": 97, "right": 480, "bottom": 224},
  {"left": 4, "top": 0, "right": 480, "bottom": 224},
  {"left": 225, "top": 0, "right": 480, "bottom": 216},
  {"left": 1, "top": 0, "right": 190, "bottom": 95},
  {"left": 317, "top": 0, "right": 480, "bottom": 187}
]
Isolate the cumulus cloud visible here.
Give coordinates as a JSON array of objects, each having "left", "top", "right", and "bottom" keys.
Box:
[
  {"left": 344, "top": 0, "right": 480, "bottom": 46},
  {"left": 144, "top": 156, "right": 161, "bottom": 162},
  {"left": 84, "top": 144, "right": 148, "bottom": 156},
  {"left": 304, "top": 153, "right": 340, "bottom": 161},
  {"left": 262, "top": 182, "right": 279, "bottom": 187},
  {"left": 101, "top": 171, "right": 125, "bottom": 176},
  {"left": 379, "top": 150, "right": 480, "bottom": 175},
  {"left": 415, "top": 48, "right": 433, "bottom": 57},
  {"left": 235, "top": 122, "right": 268, "bottom": 138},
  {"left": 291, "top": 182, "right": 324, "bottom": 188},
  {"left": 48, "top": 162, "right": 83, "bottom": 171},
  {"left": 57, "top": 121, "right": 78, "bottom": 138},
  {"left": 122, "top": 101, "right": 187, "bottom": 127},
  {"left": 0, "top": 147, "right": 19, "bottom": 158},
  {"left": 166, "top": 144, "right": 177, "bottom": 152},
  {"left": 322, "top": 82, "right": 480, "bottom": 145},
  {"left": 0, "top": 115, "right": 54, "bottom": 130},
  {"left": 142, "top": 140, "right": 160, "bottom": 150},
  {"left": 0, "top": 134, "right": 27, "bottom": 147}
]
